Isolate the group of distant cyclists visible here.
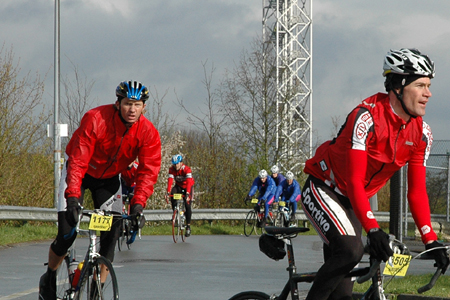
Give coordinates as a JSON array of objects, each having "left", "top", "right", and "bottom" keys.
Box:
[{"left": 245, "top": 165, "right": 302, "bottom": 227}]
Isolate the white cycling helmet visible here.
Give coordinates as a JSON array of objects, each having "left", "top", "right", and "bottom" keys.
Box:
[
  {"left": 270, "top": 165, "right": 279, "bottom": 174},
  {"left": 383, "top": 48, "right": 434, "bottom": 78},
  {"left": 286, "top": 171, "right": 294, "bottom": 180},
  {"left": 259, "top": 169, "right": 268, "bottom": 179}
]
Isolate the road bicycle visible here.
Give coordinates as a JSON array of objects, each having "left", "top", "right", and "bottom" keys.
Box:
[
  {"left": 229, "top": 226, "right": 448, "bottom": 300},
  {"left": 244, "top": 198, "right": 276, "bottom": 237},
  {"left": 117, "top": 192, "right": 141, "bottom": 251},
  {"left": 56, "top": 209, "right": 120, "bottom": 300},
  {"left": 171, "top": 193, "right": 188, "bottom": 243},
  {"left": 273, "top": 201, "right": 297, "bottom": 228}
]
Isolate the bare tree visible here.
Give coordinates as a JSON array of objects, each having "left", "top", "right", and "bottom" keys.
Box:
[
  {"left": 0, "top": 45, "right": 53, "bottom": 207},
  {"left": 219, "top": 37, "right": 278, "bottom": 169},
  {"left": 60, "top": 60, "right": 98, "bottom": 135}
]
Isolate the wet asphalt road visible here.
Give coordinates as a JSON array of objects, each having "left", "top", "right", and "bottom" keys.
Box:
[{"left": 0, "top": 233, "right": 438, "bottom": 300}]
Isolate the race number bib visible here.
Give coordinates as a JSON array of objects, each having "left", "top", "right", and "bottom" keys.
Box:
[
  {"left": 173, "top": 193, "right": 183, "bottom": 200},
  {"left": 88, "top": 213, "right": 113, "bottom": 231},
  {"left": 383, "top": 253, "right": 411, "bottom": 277}
]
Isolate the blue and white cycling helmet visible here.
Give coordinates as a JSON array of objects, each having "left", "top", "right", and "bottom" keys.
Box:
[
  {"left": 286, "top": 171, "right": 294, "bottom": 180},
  {"left": 116, "top": 80, "right": 149, "bottom": 102},
  {"left": 171, "top": 154, "right": 183, "bottom": 165},
  {"left": 259, "top": 169, "right": 268, "bottom": 179}
]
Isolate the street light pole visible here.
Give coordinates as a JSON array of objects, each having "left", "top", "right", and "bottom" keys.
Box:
[{"left": 53, "top": 0, "right": 61, "bottom": 208}]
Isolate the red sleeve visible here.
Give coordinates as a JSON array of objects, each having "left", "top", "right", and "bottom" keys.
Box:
[
  {"left": 346, "top": 148, "right": 379, "bottom": 232},
  {"left": 65, "top": 111, "right": 97, "bottom": 199},
  {"left": 407, "top": 164, "right": 437, "bottom": 244},
  {"left": 131, "top": 126, "right": 161, "bottom": 208},
  {"left": 184, "top": 165, "right": 194, "bottom": 193},
  {"left": 166, "top": 166, "right": 174, "bottom": 194}
]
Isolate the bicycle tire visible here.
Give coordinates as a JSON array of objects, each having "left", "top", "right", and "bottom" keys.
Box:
[
  {"left": 181, "top": 212, "right": 186, "bottom": 242},
  {"left": 117, "top": 219, "right": 125, "bottom": 251},
  {"left": 56, "top": 255, "right": 72, "bottom": 300},
  {"left": 228, "top": 291, "right": 271, "bottom": 300},
  {"left": 244, "top": 210, "right": 256, "bottom": 237},
  {"left": 172, "top": 209, "right": 180, "bottom": 243},
  {"left": 125, "top": 220, "right": 132, "bottom": 250},
  {"left": 74, "top": 256, "right": 119, "bottom": 300}
]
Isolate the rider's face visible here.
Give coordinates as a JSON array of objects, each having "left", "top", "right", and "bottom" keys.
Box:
[
  {"left": 116, "top": 98, "right": 146, "bottom": 124},
  {"left": 260, "top": 177, "right": 267, "bottom": 183},
  {"left": 401, "top": 76, "right": 432, "bottom": 118},
  {"left": 174, "top": 162, "right": 182, "bottom": 170}
]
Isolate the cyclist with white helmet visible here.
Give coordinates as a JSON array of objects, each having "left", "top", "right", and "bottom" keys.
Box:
[
  {"left": 301, "top": 48, "right": 449, "bottom": 300},
  {"left": 39, "top": 80, "right": 162, "bottom": 300},
  {"left": 246, "top": 169, "right": 277, "bottom": 227},
  {"left": 165, "top": 154, "right": 195, "bottom": 237},
  {"left": 274, "top": 171, "right": 301, "bottom": 223},
  {"left": 270, "top": 165, "right": 286, "bottom": 187}
]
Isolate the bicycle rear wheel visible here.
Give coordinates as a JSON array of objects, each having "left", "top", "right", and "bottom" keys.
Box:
[
  {"left": 228, "top": 291, "right": 270, "bottom": 300},
  {"left": 244, "top": 210, "right": 256, "bottom": 237},
  {"left": 172, "top": 209, "right": 180, "bottom": 243},
  {"left": 56, "top": 255, "right": 73, "bottom": 300},
  {"left": 74, "top": 256, "right": 119, "bottom": 300}
]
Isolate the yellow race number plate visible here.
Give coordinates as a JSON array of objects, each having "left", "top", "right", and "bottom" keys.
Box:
[
  {"left": 173, "top": 193, "right": 183, "bottom": 200},
  {"left": 383, "top": 253, "right": 411, "bottom": 277},
  {"left": 88, "top": 213, "right": 113, "bottom": 231}
]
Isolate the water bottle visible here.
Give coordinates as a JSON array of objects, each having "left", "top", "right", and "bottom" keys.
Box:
[
  {"left": 71, "top": 261, "right": 84, "bottom": 288},
  {"left": 68, "top": 260, "right": 78, "bottom": 283}
]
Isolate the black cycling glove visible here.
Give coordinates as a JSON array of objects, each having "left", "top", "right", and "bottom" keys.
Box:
[
  {"left": 130, "top": 204, "right": 145, "bottom": 230},
  {"left": 367, "top": 228, "right": 394, "bottom": 262},
  {"left": 65, "top": 197, "right": 81, "bottom": 228},
  {"left": 244, "top": 195, "right": 252, "bottom": 203},
  {"left": 426, "top": 241, "right": 449, "bottom": 274}
]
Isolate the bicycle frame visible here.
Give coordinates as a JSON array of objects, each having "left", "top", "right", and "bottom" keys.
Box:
[
  {"left": 231, "top": 227, "right": 446, "bottom": 300},
  {"left": 171, "top": 193, "right": 187, "bottom": 243}
]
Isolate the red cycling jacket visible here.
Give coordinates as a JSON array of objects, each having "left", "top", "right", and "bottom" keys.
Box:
[
  {"left": 304, "top": 93, "right": 437, "bottom": 243},
  {"left": 166, "top": 164, "right": 195, "bottom": 194},
  {"left": 121, "top": 161, "right": 139, "bottom": 188},
  {"left": 64, "top": 104, "right": 161, "bottom": 208}
]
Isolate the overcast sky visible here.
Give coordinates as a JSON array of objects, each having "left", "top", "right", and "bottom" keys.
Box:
[{"left": 3, "top": 0, "right": 450, "bottom": 146}]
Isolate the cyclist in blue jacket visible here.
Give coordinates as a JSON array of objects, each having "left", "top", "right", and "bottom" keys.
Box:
[
  {"left": 270, "top": 165, "right": 286, "bottom": 187},
  {"left": 274, "top": 171, "right": 301, "bottom": 222},
  {"left": 246, "top": 169, "right": 276, "bottom": 226}
]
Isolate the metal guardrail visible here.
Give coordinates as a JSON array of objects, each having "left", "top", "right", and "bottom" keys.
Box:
[{"left": 0, "top": 205, "right": 448, "bottom": 225}]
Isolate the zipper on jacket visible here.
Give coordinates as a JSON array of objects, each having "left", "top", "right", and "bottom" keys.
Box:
[{"left": 100, "top": 128, "right": 129, "bottom": 179}]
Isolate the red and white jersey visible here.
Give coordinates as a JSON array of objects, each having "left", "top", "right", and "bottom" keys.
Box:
[
  {"left": 166, "top": 164, "right": 195, "bottom": 193},
  {"left": 304, "top": 93, "right": 436, "bottom": 243}
]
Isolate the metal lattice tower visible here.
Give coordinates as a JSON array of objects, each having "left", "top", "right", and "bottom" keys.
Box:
[{"left": 262, "top": 0, "right": 312, "bottom": 174}]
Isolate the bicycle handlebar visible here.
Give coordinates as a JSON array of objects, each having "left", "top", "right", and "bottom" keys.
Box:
[
  {"left": 418, "top": 267, "right": 443, "bottom": 293},
  {"left": 356, "top": 260, "right": 381, "bottom": 284}
]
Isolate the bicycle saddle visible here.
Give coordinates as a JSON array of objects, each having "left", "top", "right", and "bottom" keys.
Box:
[{"left": 264, "top": 226, "right": 309, "bottom": 236}]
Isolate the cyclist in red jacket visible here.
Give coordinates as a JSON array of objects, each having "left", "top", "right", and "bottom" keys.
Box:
[
  {"left": 165, "top": 154, "right": 195, "bottom": 237},
  {"left": 39, "top": 80, "right": 162, "bottom": 300},
  {"left": 301, "top": 49, "right": 449, "bottom": 300}
]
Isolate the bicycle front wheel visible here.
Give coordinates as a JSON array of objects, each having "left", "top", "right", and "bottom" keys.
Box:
[
  {"left": 117, "top": 219, "right": 125, "bottom": 251},
  {"left": 228, "top": 291, "right": 271, "bottom": 300},
  {"left": 56, "top": 255, "right": 72, "bottom": 300},
  {"left": 172, "top": 209, "right": 180, "bottom": 243},
  {"left": 244, "top": 210, "right": 256, "bottom": 237},
  {"left": 74, "top": 256, "right": 119, "bottom": 300}
]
